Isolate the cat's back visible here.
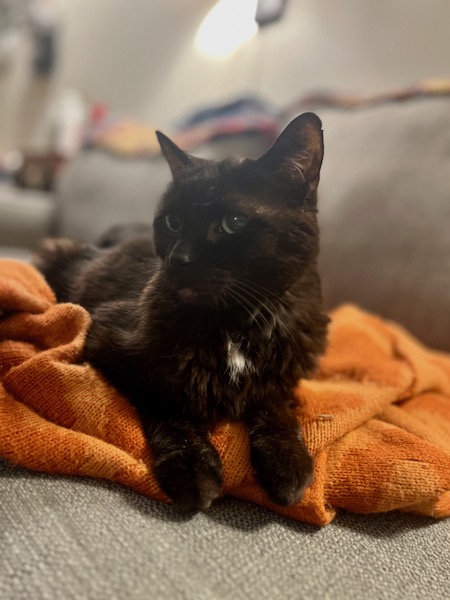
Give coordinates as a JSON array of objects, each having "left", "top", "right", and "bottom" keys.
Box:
[
  {"left": 73, "top": 233, "right": 158, "bottom": 310},
  {"left": 35, "top": 231, "right": 158, "bottom": 310}
]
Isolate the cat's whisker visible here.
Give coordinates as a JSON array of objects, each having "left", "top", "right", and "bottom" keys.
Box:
[
  {"left": 216, "top": 288, "right": 232, "bottom": 310},
  {"left": 233, "top": 274, "right": 290, "bottom": 308},
  {"left": 231, "top": 281, "right": 272, "bottom": 316},
  {"left": 231, "top": 278, "right": 298, "bottom": 343},
  {"left": 232, "top": 279, "right": 282, "bottom": 324},
  {"left": 226, "top": 287, "right": 262, "bottom": 330},
  {"left": 229, "top": 283, "right": 275, "bottom": 336},
  {"left": 226, "top": 287, "right": 271, "bottom": 339},
  {"left": 232, "top": 278, "right": 295, "bottom": 334},
  {"left": 233, "top": 281, "right": 279, "bottom": 314}
]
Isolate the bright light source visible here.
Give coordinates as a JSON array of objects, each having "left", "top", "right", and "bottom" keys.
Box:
[{"left": 195, "top": 0, "right": 259, "bottom": 60}]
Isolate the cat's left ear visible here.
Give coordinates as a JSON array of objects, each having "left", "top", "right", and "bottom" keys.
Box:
[
  {"left": 256, "top": 112, "right": 324, "bottom": 193},
  {"left": 156, "top": 131, "right": 210, "bottom": 180}
]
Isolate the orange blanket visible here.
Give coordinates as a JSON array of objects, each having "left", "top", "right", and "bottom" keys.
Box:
[{"left": 1, "top": 259, "right": 449, "bottom": 526}]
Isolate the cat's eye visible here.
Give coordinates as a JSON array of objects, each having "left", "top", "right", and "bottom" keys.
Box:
[
  {"left": 165, "top": 214, "right": 182, "bottom": 233},
  {"left": 221, "top": 213, "right": 248, "bottom": 234}
]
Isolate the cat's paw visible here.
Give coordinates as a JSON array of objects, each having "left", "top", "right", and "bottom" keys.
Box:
[
  {"left": 154, "top": 442, "right": 223, "bottom": 511},
  {"left": 251, "top": 438, "right": 314, "bottom": 506}
]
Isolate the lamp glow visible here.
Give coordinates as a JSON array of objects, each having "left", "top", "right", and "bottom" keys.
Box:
[{"left": 195, "top": 0, "right": 259, "bottom": 59}]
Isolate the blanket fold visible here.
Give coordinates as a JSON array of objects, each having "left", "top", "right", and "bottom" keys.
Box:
[{"left": 1, "top": 259, "right": 449, "bottom": 526}]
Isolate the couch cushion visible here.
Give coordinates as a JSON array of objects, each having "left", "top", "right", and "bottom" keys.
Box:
[
  {"left": 1, "top": 459, "right": 450, "bottom": 600},
  {"left": 312, "top": 98, "right": 450, "bottom": 351},
  {"left": 0, "top": 186, "right": 56, "bottom": 250}
]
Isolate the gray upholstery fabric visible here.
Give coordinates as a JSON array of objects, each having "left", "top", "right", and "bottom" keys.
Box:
[
  {"left": 0, "top": 247, "right": 32, "bottom": 261},
  {"left": 1, "top": 459, "right": 449, "bottom": 600},
  {"left": 0, "top": 187, "right": 56, "bottom": 250},
  {"left": 56, "top": 152, "right": 169, "bottom": 244},
  {"left": 315, "top": 98, "right": 450, "bottom": 351}
]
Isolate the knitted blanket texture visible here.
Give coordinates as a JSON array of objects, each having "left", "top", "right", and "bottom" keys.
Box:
[{"left": 1, "top": 260, "right": 449, "bottom": 525}]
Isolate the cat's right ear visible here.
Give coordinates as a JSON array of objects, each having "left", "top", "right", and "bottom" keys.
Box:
[
  {"left": 156, "top": 131, "right": 209, "bottom": 180},
  {"left": 255, "top": 113, "right": 324, "bottom": 192}
]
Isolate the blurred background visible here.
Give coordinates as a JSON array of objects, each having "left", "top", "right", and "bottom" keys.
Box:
[
  {"left": 1, "top": 0, "right": 450, "bottom": 153},
  {"left": 0, "top": 0, "right": 449, "bottom": 349}
]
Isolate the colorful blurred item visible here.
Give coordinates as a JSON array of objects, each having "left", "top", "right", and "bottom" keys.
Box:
[
  {"left": 173, "top": 96, "right": 280, "bottom": 149},
  {"left": 83, "top": 104, "right": 160, "bottom": 158},
  {"left": 283, "top": 78, "right": 450, "bottom": 116},
  {"left": 82, "top": 96, "right": 279, "bottom": 158}
]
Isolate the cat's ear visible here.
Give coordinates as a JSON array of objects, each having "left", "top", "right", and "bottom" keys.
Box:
[
  {"left": 156, "top": 131, "right": 210, "bottom": 179},
  {"left": 256, "top": 112, "right": 324, "bottom": 190}
]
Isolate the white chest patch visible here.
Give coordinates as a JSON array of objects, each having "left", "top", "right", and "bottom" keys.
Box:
[{"left": 226, "top": 339, "right": 253, "bottom": 384}]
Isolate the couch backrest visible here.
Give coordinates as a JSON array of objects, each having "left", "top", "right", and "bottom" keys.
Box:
[{"left": 315, "top": 97, "right": 450, "bottom": 351}]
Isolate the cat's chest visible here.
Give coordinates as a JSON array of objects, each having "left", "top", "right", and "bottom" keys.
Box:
[
  {"left": 179, "top": 331, "right": 263, "bottom": 382},
  {"left": 225, "top": 337, "right": 256, "bottom": 384},
  {"left": 149, "top": 320, "right": 302, "bottom": 421},
  {"left": 175, "top": 329, "right": 286, "bottom": 397},
  {"left": 170, "top": 333, "right": 262, "bottom": 420}
]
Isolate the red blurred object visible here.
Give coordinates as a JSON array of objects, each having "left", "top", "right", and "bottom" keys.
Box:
[{"left": 90, "top": 103, "right": 109, "bottom": 125}]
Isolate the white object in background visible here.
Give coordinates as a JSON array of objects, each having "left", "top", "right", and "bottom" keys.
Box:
[
  {"left": 50, "top": 88, "right": 87, "bottom": 158},
  {"left": 195, "top": 0, "right": 259, "bottom": 60}
]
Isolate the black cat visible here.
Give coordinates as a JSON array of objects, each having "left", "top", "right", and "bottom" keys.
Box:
[{"left": 34, "top": 112, "right": 329, "bottom": 511}]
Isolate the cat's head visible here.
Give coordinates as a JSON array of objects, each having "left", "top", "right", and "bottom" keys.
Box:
[{"left": 153, "top": 113, "right": 324, "bottom": 307}]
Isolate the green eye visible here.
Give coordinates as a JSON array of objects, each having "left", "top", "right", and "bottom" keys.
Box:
[
  {"left": 221, "top": 213, "right": 248, "bottom": 234},
  {"left": 165, "top": 214, "right": 182, "bottom": 233}
]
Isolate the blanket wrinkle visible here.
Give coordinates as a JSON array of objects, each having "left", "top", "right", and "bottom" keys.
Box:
[{"left": 0, "top": 259, "right": 449, "bottom": 526}]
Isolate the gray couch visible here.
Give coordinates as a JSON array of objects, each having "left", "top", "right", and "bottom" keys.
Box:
[
  {"left": 1, "top": 97, "right": 450, "bottom": 599},
  {"left": 0, "top": 185, "right": 56, "bottom": 261}
]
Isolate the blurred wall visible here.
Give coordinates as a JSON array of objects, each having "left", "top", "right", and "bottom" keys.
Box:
[{"left": 1, "top": 0, "right": 449, "bottom": 153}]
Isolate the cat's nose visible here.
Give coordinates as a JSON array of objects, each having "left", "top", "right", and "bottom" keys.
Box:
[{"left": 169, "top": 249, "right": 194, "bottom": 269}]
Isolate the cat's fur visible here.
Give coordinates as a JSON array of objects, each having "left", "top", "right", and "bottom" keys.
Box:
[{"left": 34, "top": 112, "right": 329, "bottom": 511}]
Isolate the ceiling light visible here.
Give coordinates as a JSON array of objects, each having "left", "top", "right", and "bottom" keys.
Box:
[{"left": 195, "top": 0, "right": 259, "bottom": 60}]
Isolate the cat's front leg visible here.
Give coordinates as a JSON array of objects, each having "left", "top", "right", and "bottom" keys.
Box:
[
  {"left": 146, "top": 418, "right": 223, "bottom": 511},
  {"left": 245, "top": 401, "right": 314, "bottom": 506},
  {"left": 84, "top": 326, "right": 223, "bottom": 511}
]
